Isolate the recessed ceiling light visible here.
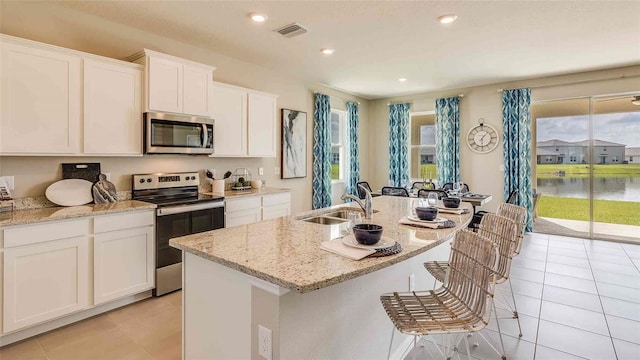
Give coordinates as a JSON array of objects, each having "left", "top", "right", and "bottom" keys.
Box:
[
  {"left": 398, "top": 78, "right": 407, "bottom": 82},
  {"left": 438, "top": 14, "right": 458, "bottom": 24},
  {"left": 321, "top": 48, "right": 335, "bottom": 55},
  {"left": 250, "top": 13, "right": 267, "bottom": 22}
]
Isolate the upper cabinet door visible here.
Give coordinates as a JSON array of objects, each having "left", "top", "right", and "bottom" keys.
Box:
[
  {"left": 0, "top": 42, "right": 81, "bottom": 154},
  {"left": 84, "top": 60, "right": 142, "bottom": 155},
  {"left": 247, "top": 92, "right": 277, "bottom": 157},
  {"left": 183, "top": 65, "right": 212, "bottom": 117},
  {"left": 211, "top": 83, "right": 247, "bottom": 157},
  {"left": 147, "top": 56, "right": 182, "bottom": 114}
]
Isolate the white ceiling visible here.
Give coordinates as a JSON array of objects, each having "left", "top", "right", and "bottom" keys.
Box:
[{"left": 44, "top": 1, "right": 640, "bottom": 99}]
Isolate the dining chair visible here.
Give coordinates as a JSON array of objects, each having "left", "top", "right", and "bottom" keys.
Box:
[
  {"left": 424, "top": 213, "right": 521, "bottom": 358},
  {"left": 356, "top": 181, "right": 373, "bottom": 200},
  {"left": 381, "top": 186, "right": 409, "bottom": 197},
  {"left": 411, "top": 181, "right": 435, "bottom": 190},
  {"left": 469, "top": 190, "right": 520, "bottom": 230},
  {"left": 441, "top": 182, "right": 470, "bottom": 194},
  {"left": 417, "top": 189, "right": 448, "bottom": 200},
  {"left": 380, "top": 230, "right": 499, "bottom": 360}
]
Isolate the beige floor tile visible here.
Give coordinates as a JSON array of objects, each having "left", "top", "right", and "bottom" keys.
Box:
[
  {"left": 164, "top": 290, "right": 182, "bottom": 309},
  {"left": 116, "top": 310, "right": 181, "bottom": 348},
  {"left": 43, "top": 327, "right": 149, "bottom": 360},
  {"left": 144, "top": 331, "right": 182, "bottom": 360},
  {"left": 37, "top": 314, "right": 119, "bottom": 354},
  {"left": 0, "top": 339, "right": 48, "bottom": 360},
  {"left": 106, "top": 297, "right": 175, "bottom": 325}
]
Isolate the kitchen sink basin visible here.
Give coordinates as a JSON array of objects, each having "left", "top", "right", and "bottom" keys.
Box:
[
  {"left": 323, "top": 208, "right": 380, "bottom": 219},
  {"left": 302, "top": 216, "right": 347, "bottom": 225}
]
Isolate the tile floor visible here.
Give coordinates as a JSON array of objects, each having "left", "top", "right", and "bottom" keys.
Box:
[
  {"left": 406, "top": 232, "right": 640, "bottom": 360},
  {"left": 1, "top": 233, "right": 639, "bottom": 360}
]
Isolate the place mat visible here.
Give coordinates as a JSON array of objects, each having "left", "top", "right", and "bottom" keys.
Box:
[
  {"left": 368, "top": 242, "right": 403, "bottom": 257},
  {"left": 399, "top": 217, "right": 456, "bottom": 229},
  {"left": 342, "top": 234, "right": 396, "bottom": 250},
  {"left": 320, "top": 238, "right": 376, "bottom": 260},
  {"left": 437, "top": 207, "right": 470, "bottom": 215}
]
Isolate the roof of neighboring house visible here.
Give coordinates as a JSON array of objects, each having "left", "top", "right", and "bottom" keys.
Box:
[
  {"left": 537, "top": 139, "right": 626, "bottom": 147},
  {"left": 626, "top": 147, "right": 640, "bottom": 156},
  {"left": 536, "top": 149, "right": 558, "bottom": 156}
]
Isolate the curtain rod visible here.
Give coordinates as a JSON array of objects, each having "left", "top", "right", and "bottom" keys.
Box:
[
  {"left": 314, "top": 91, "right": 361, "bottom": 105},
  {"left": 387, "top": 93, "right": 464, "bottom": 106},
  {"left": 497, "top": 73, "right": 640, "bottom": 92}
]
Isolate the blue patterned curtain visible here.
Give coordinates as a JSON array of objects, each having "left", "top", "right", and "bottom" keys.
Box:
[
  {"left": 503, "top": 88, "right": 533, "bottom": 232},
  {"left": 435, "top": 97, "right": 460, "bottom": 186},
  {"left": 345, "top": 101, "right": 360, "bottom": 198},
  {"left": 312, "top": 93, "right": 332, "bottom": 209},
  {"left": 389, "top": 103, "right": 410, "bottom": 187}
]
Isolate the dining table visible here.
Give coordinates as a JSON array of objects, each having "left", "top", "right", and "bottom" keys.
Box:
[{"left": 370, "top": 190, "right": 492, "bottom": 211}]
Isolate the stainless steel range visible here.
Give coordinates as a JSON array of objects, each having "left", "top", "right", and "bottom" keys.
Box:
[{"left": 132, "top": 172, "right": 224, "bottom": 296}]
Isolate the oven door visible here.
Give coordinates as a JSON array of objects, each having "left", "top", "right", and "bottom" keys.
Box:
[{"left": 145, "top": 112, "right": 214, "bottom": 154}]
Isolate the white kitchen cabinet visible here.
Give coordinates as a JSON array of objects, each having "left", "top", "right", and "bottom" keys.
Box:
[
  {"left": 0, "top": 39, "right": 81, "bottom": 154},
  {"left": 226, "top": 208, "right": 262, "bottom": 228},
  {"left": 2, "top": 219, "right": 90, "bottom": 333},
  {"left": 247, "top": 92, "right": 278, "bottom": 157},
  {"left": 84, "top": 59, "right": 143, "bottom": 155},
  {"left": 93, "top": 211, "right": 154, "bottom": 305},
  {"left": 225, "top": 192, "right": 291, "bottom": 226},
  {"left": 262, "top": 193, "right": 291, "bottom": 220},
  {"left": 210, "top": 81, "right": 278, "bottom": 158},
  {"left": 211, "top": 82, "right": 247, "bottom": 156},
  {"left": 131, "top": 49, "right": 214, "bottom": 117}
]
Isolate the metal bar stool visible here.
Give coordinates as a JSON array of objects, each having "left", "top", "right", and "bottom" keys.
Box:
[
  {"left": 381, "top": 186, "right": 409, "bottom": 197},
  {"left": 380, "top": 230, "right": 499, "bottom": 360}
]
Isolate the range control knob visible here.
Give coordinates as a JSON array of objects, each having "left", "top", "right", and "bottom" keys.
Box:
[
  {"left": 191, "top": 176, "right": 196, "bottom": 180},
  {"left": 146, "top": 178, "right": 152, "bottom": 183},
  {"left": 139, "top": 179, "right": 145, "bottom": 183}
]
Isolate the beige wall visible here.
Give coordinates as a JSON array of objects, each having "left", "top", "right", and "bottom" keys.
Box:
[
  {"left": 0, "top": 2, "right": 370, "bottom": 214},
  {"left": 368, "top": 65, "right": 640, "bottom": 212}
]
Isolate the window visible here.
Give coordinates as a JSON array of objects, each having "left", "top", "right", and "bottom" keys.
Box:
[
  {"left": 570, "top": 156, "right": 577, "bottom": 162},
  {"left": 410, "top": 112, "right": 437, "bottom": 181},
  {"left": 612, "top": 156, "right": 619, "bottom": 163},
  {"left": 330, "top": 110, "right": 348, "bottom": 181},
  {"left": 546, "top": 156, "right": 553, "bottom": 162}
]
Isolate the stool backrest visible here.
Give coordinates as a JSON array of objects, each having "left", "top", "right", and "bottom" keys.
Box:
[
  {"left": 417, "top": 189, "right": 448, "bottom": 199},
  {"left": 496, "top": 203, "right": 527, "bottom": 255},
  {"left": 445, "top": 230, "right": 499, "bottom": 325},
  {"left": 381, "top": 186, "right": 409, "bottom": 197},
  {"left": 356, "top": 181, "right": 372, "bottom": 200},
  {"left": 477, "top": 213, "right": 519, "bottom": 284}
]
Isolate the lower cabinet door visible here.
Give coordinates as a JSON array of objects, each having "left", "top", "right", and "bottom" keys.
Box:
[
  {"left": 3, "top": 236, "right": 90, "bottom": 333},
  {"left": 225, "top": 208, "right": 261, "bottom": 227},
  {"left": 262, "top": 203, "right": 291, "bottom": 221},
  {"left": 94, "top": 226, "right": 154, "bottom": 305}
]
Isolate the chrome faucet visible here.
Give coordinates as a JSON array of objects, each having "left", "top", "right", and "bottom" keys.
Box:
[{"left": 341, "top": 184, "right": 373, "bottom": 220}]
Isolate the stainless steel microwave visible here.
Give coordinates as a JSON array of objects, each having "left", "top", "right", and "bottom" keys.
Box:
[{"left": 144, "top": 112, "right": 214, "bottom": 155}]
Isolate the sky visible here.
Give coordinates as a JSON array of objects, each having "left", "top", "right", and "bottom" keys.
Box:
[{"left": 537, "top": 112, "right": 640, "bottom": 147}]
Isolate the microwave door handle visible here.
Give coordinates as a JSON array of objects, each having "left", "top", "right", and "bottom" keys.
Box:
[{"left": 201, "top": 123, "right": 208, "bottom": 147}]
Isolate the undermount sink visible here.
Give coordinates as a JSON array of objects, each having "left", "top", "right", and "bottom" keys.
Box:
[
  {"left": 324, "top": 208, "right": 380, "bottom": 219},
  {"left": 302, "top": 216, "right": 347, "bottom": 225}
]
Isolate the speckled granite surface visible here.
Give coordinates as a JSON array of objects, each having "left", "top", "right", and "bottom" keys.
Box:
[
  {"left": 0, "top": 200, "right": 156, "bottom": 227},
  {"left": 12, "top": 191, "right": 132, "bottom": 211},
  {"left": 201, "top": 187, "right": 290, "bottom": 199},
  {"left": 170, "top": 196, "right": 473, "bottom": 293}
]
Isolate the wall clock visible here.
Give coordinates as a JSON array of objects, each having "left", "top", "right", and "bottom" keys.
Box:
[{"left": 466, "top": 118, "right": 499, "bottom": 154}]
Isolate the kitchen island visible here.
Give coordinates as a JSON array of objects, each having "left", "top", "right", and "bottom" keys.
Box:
[{"left": 170, "top": 196, "right": 473, "bottom": 359}]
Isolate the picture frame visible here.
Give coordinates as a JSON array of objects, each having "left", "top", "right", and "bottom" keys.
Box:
[{"left": 281, "top": 109, "right": 307, "bottom": 179}]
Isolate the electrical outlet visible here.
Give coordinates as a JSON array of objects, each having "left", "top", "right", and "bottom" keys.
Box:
[
  {"left": 409, "top": 274, "right": 415, "bottom": 292},
  {"left": 258, "top": 325, "right": 272, "bottom": 360},
  {"left": 0, "top": 176, "right": 15, "bottom": 190},
  {"left": 259, "top": 167, "right": 264, "bottom": 176},
  {"left": 104, "top": 173, "right": 111, "bottom": 181},
  {"left": 274, "top": 167, "right": 280, "bottom": 175}
]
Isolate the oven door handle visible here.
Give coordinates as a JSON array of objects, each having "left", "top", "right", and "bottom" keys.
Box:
[{"left": 157, "top": 201, "right": 225, "bottom": 216}]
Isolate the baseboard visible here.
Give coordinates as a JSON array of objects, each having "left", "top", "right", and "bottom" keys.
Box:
[{"left": 0, "top": 290, "right": 152, "bottom": 347}]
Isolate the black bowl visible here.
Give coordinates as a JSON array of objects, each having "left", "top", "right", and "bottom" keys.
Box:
[
  {"left": 353, "top": 224, "right": 383, "bottom": 245},
  {"left": 442, "top": 197, "right": 461, "bottom": 208},
  {"left": 415, "top": 206, "right": 438, "bottom": 221}
]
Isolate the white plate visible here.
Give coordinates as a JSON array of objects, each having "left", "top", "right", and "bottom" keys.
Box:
[
  {"left": 342, "top": 235, "right": 395, "bottom": 250},
  {"left": 45, "top": 179, "right": 93, "bottom": 206},
  {"left": 408, "top": 215, "right": 447, "bottom": 223}
]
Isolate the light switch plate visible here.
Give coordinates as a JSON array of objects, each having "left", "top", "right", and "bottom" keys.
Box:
[{"left": 259, "top": 167, "right": 264, "bottom": 176}]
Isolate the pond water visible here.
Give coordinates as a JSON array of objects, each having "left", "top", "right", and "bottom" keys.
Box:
[{"left": 537, "top": 176, "right": 640, "bottom": 202}]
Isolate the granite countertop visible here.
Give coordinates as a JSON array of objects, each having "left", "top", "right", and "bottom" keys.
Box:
[
  {"left": 0, "top": 200, "right": 157, "bottom": 227},
  {"left": 201, "top": 187, "right": 291, "bottom": 200},
  {"left": 170, "top": 196, "right": 473, "bottom": 294}
]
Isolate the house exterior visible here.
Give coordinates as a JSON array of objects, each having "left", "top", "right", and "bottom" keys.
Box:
[
  {"left": 626, "top": 147, "right": 640, "bottom": 163},
  {"left": 536, "top": 139, "right": 626, "bottom": 164}
]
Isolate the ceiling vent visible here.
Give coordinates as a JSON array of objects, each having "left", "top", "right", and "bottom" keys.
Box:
[{"left": 274, "top": 23, "right": 308, "bottom": 38}]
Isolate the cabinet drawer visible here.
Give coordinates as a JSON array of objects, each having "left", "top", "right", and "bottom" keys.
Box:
[
  {"left": 225, "top": 196, "right": 261, "bottom": 212},
  {"left": 262, "top": 192, "right": 291, "bottom": 207},
  {"left": 94, "top": 210, "right": 154, "bottom": 234},
  {"left": 262, "top": 203, "right": 290, "bottom": 221},
  {"left": 4, "top": 219, "right": 90, "bottom": 248}
]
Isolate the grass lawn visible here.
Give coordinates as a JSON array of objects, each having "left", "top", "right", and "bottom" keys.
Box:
[
  {"left": 419, "top": 164, "right": 437, "bottom": 179},
  {"left": 331, "top": 164, "right": 339, "bottom": 179},
  {"left": 538, "top": 195, "right": 640, "bottom": 226},
  {"left": 537, "top": 164, "right": 640, "bottom": 179}
]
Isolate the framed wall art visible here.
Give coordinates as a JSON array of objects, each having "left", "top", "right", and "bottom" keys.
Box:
[{"left": 281, "top": 109, "right": 307, "bottom": 179}]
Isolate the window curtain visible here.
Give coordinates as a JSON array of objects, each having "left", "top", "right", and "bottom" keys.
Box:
[
  {"left": 388, "top": 103, "right": 410, "bottom": 187},
  {"left": 312, "top": 93, "right": 332, "bottom": 209},
  {"left": 345, "top": 101, "right": 360, "bottom": 198},
  {"left": 435, "top": 97, "right": 460, "bottom": 186},
  {"left": 503, "top": 88, "right": 534, "bottom": 232}
]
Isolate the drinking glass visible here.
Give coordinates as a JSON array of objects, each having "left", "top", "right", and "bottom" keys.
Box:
[
  {"left": 453, "top": 182, "right": 462, "bottom": 195},
  {"left": 348, "top": 212, "right": 362, "bottom": 233},
  {"left": 427, "top": 192, "right": 439, "bottom": 206}
]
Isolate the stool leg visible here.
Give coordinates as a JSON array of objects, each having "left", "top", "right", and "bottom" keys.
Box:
[
  {"left": 493, "top": 301, "right": 508, "bottom": 360},
  {"left": 387, "top": 326, "right": 395, "bottom": 360},
  {"left": 508, "top": 278, "right": 523, "bottom": 337}
]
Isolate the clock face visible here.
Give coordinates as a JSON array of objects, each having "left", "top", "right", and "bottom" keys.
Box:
[{"left": 467, "top": 124, "right": 499, "bottom": 153}]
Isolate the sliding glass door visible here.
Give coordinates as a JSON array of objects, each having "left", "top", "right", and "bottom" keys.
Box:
[{"left": 532, "top": 93, "right": 640, "bottom": 243}]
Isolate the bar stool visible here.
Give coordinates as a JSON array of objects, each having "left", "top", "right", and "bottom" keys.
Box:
[
  {"left": 380, "top": 230, "right": 499, "bottom": 360},
  {"left": 381, "top": 186, "right": 409, "bottom": 197}
]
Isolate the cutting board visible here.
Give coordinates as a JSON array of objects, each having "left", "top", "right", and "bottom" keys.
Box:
[{"left": 62, "top": 163, "right": 101, "bottom": 183}]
